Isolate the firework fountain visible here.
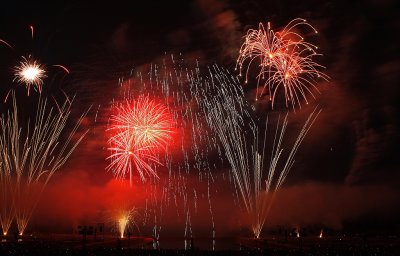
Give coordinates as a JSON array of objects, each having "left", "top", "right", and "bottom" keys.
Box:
[
  {"left": 0, "top": 166, "right": 13, "bottom": 236},
  {"left": 199, "top": 65, "right": 320, "bottom": 238},
  {"left": 0, "top": 94, "right": 88, "bottom": 235},
  {"left": 113, "top": 207, "right": 138, "bottom": 239},
  {"left": 0, "top": 13, "right": 332, "bottom": 248}
]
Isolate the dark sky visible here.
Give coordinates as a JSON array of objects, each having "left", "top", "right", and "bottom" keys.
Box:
[{"left": 1, "top": 0, "right": 399, "bottom": 239}]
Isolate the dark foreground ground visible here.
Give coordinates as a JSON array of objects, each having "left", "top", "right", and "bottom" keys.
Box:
[{"left": 1, "top": 234, "right": 399, "bottom": 255}]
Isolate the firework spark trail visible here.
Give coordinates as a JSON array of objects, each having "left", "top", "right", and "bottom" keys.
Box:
[
  {"left": 207, "top": 171, "right": 216, "bottom": 250},
  {"left": 52, "top": 64, "right": 70, "bottom": 74},
  {"left": 13, "top": 56, "right": 47, "bottom": 96},
  {"left": 148, "top": 181, "right": 165, "bottom": 249},
  {"left": 0, "top": 93, "right": 88, "bottom": 235},
  {"left": 236, "top": 18, "right": 329, "bottom": 108},
  {"left": 29, "top": 25, "right": 34, "bottom": 39},
  {"left": 201, "top": 65, "right": 320, "bottom": 238},
  {"left": 184, "top": 208, "right": 193, "bottom": 250},
  {"left": 0, "top": 39, "right": 13, "bottom": 49}
]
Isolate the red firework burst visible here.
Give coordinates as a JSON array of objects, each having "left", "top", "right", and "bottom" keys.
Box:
[{"left": 107, "top": 96, "right": 175, "bottom": 183}]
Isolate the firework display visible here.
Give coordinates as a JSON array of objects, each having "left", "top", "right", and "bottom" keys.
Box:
[
  {"left": 0, "top": 8, "right": 341, "bottom": 253},
  {"left": 236, "top": 18, "right": 329, "bottom": 108},
  {"left": 0, "top": 53, "right": 323, "bottom": 244},
  {"left": 101, "top": 58, "right": 322, "bottom": 243}
]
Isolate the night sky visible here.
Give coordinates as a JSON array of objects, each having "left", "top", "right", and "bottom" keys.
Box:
[{"left": 0, "top": 0, "right": 399, "bottom": 240}]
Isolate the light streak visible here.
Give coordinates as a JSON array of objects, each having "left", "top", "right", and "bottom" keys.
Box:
[
  {"left": 30, "top": 25, "right": 34, "bottom": 39},
  {"left": 52, "top": 64, "right": 70, "bottom": 74},
  {"left": 0, "top": 39, "right": 13, "bottom": 49}
]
